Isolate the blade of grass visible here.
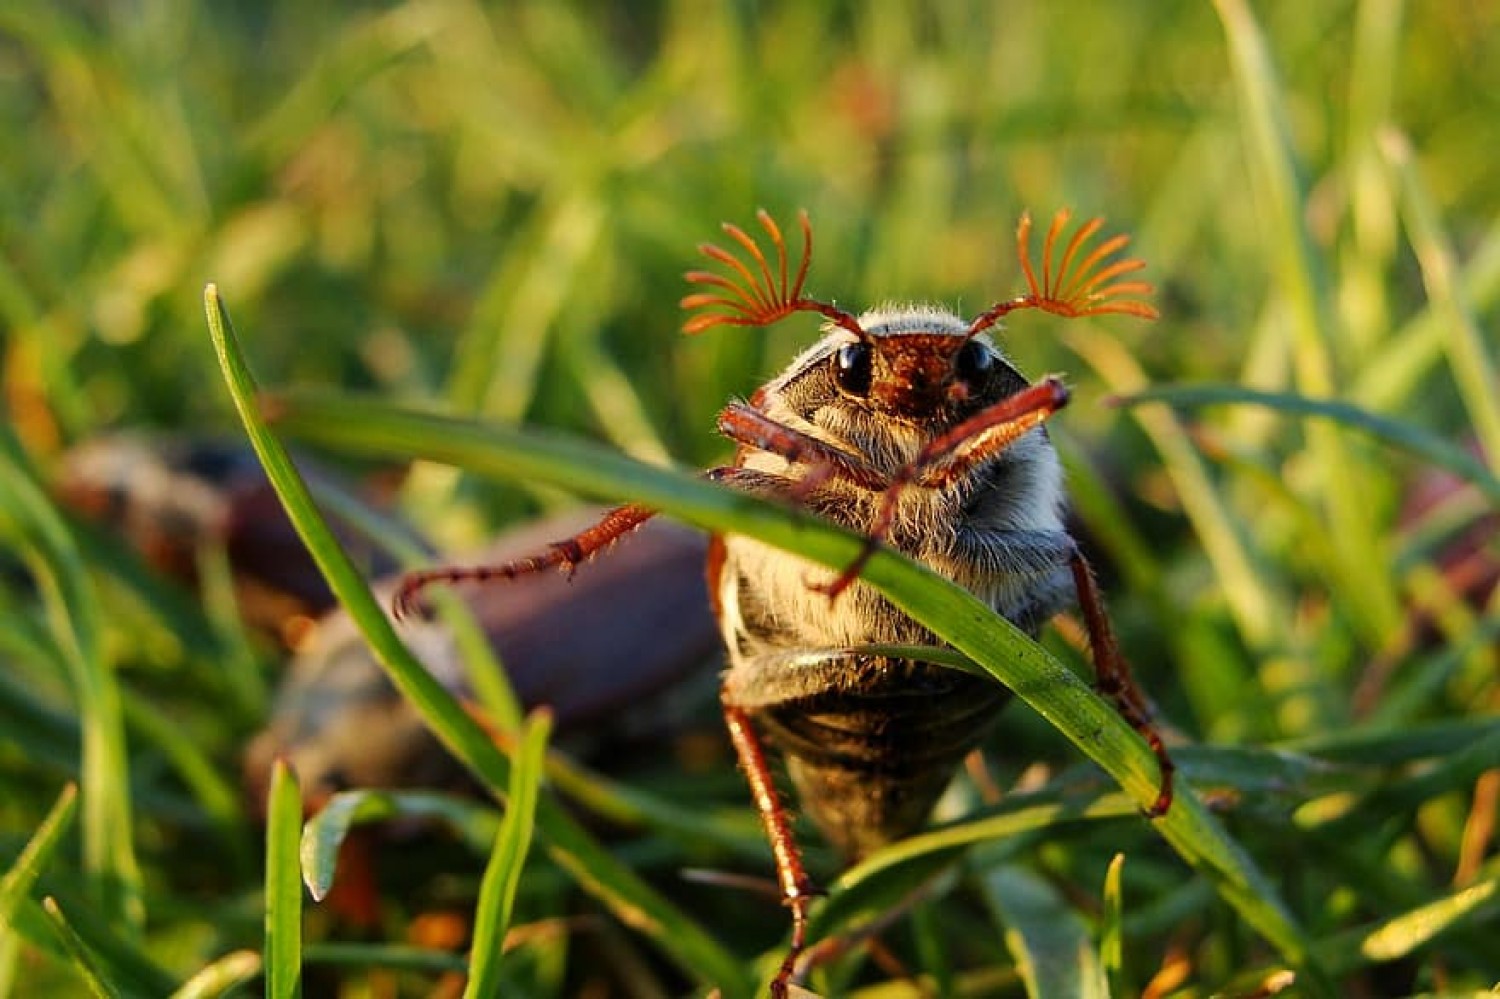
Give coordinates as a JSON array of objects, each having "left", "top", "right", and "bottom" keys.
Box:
[
  {"left": 1101, "top": 853, "right": 1126, "bottom": 995},
  {"left": 1214, "top": 0, "right": 1401, "bottom": 644},
  {"left": 466, "top": 709, "right": 552, "bottom": 998},
  {"left": 0, "top": 784, "right": 78, "bottom": 937},
  {"left": 18, "top": 889, "right": 176, "bottom": 998},
  {"left": 980, "top": 864, "right": 1108, "bottom": 999},
  {"left": 1381, "top": 128, "right": 1500, "bottom": 473},
  {"left": 0, "top": 428, "right": 142, "bottom": 932},
  {"left": 205, "top": 285, "right": 753, "bottom": 997},
  {"left": 301, "top": 791, "right": 500, "bottom": 900},
  {"left": 264, "top": 760, "right": 303, "bottom": 999},
  {"left": 1067, "top": 327, "right": 1289, "bottom": 739},
  {"left": 40, "top": 897, "right": 123, "bottom": 999},
  {"left": 168, "top": 951, "right": 262, "bottom": 999},
  {"left": 261, "top": 387, "right": 1330, "bottom": 993},
  {"left": 1352, "top": 217, "right": 1500, "bottom": 410},
  {"left": 1111, "top": 384, "right": 1500, "bottom": 506}
]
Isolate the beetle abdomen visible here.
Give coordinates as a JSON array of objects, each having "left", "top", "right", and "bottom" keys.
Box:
[{"left": 755, "top": 659, "right": 1010, "bottom": 858}]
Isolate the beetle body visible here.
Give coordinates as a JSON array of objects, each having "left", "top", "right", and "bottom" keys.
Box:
[
  {"left": 394, "top": 208, "right": 1171, "bottom": 993},
  {"left": 712, "top": 308, "right": 1072, "bottom": 856}
]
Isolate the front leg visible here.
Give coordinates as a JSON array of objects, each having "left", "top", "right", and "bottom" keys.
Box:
[{"left": 718, "top": 401, "right": 888, "bottom": 491}]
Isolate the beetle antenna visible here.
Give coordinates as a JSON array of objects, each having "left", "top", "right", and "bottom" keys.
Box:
[
  {"left": 966, "top": 209, "right": 1159, "bottom": 337},
  {"left": 682, "top": 209, "right": 869, "bottom": 341}
]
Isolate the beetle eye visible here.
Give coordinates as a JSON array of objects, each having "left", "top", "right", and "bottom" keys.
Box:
[
  {"left": 954, "top": 340, "right": 995, "bottom": 386},
  {"left": 832, "top": 342, "right": 873, "bottom": 397}
]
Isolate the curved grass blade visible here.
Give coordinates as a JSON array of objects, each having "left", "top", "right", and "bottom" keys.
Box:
[
  {"left": 465, "top": 709, "right": 552, "bottom": 998},
  {"left": 169, "top": 950, "right": 262, "bottom": 999},
  {"left": 204, "top": 286, "right": 752, "bottom": 998},
  {"left": 981, "top": 864, "right": 1108, "bottom": 999},
  {"left": 261, "top": 388, "right": 1328, "bottom": 993},
  {"left": 301, "top": 791, "right": 500, "bottom": 901},
  {"left": 1220, "top": 873, "right": 1500, "bottom": 993},
  {"left": 264, "top": 760, "right": 303, "bottom": 999},
  {"left": 1112, "top": 383, "right": 1500, "bottom": 506}
]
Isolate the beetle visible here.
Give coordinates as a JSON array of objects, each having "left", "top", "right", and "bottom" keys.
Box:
[{"left": 394, "top": 208, "right": 1174, "bottom": 993}]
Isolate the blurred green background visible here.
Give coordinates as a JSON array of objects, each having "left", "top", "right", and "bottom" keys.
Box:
[{"left": 3, "top": 1, "right": 1499, "bottom": 995}]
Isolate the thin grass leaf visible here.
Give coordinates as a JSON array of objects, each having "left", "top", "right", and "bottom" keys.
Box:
[
  {"left": 908, "top": 900, "right": 955, "bottom": 999},
  {"left": 981, "top": 864, "right": 1108, "bottom": 999},
  {"left": 1065, "top": 327, "right": 1290, "bottom": 689},
  {"left": 1111, "top": 383, "right": 1500, "bottom": 506},
  {"left": 466, "top": 709, "right": 552, "bottom": 998},
  {"left": 1221, "top": 874, "right": 1500, "bottom": 993},
  {"left": 41, "top": 897, "right": 123, "bottom": 999},
  {"left": 19, "top": 891, "right": 176, "bottom": 997},
  {"left": 1339, "top": 0, "right": 1404, "bottom": 352},
  {"left": 1214, "top": 0, "right": 1402, "bottom": 644},
  {"left": 205, "top": 286, "right": 753, "bottom": 997},
  {"left": 0, "top": 429, "right": 142, "bottom": 932},
  {"left": 0, "top": 783, "right": 77, "bottom": 936},
  {"left": 1381, "top": 128, "right": 1500, "bottom": 473},
  {"left": 169, "top": 951, "right": 262, "bottom": 999},
  {"left": 264, "top": 760, "right": 303, "bottom": 999},
  {"left": 302, "top": 943, "right": 469, "bottom": 974},
  {"left": 1353, "top": 218, "right": 1500, "bottom": 410},
  {"left": 301, "top": 791, "right": 501, "bottom": 901},
  {"left": 118, "top": 691, "right": 248, "bottom": 869},
  {"left": 1284, "top": 717, "right": 1500, "bottom": 768},
  {"left": 1101, "top": 853, "right": 1126, "bottom": 994},
  {"left": 259, "top": 388, "right": 1329, "bottom": 992}
]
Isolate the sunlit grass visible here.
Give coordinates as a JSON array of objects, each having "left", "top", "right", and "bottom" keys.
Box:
[{"left": 1, "top": 1, "right": 1497, "bottom": 994}]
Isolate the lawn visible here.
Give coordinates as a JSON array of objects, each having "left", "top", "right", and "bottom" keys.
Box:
[{"left": 2, "top": 2, "right": 1498, "bottom": 995}]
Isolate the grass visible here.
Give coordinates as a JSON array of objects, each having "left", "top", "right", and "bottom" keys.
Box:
[{"left": 3, "top": 1, "right": 1499, "bottom": 995}]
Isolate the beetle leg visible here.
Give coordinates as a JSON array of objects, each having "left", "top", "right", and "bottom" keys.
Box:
[
  {"left": 1068, "top": 550, "right": 1175, "bottom": 817},
  {"left": 723, "top": 700, "right": 818, "bottom": 998},
  {"left": 392, "top": 504, "right": 657, "bottom": 618},
  {"left": 718, "top": 401, "right": 888, "bottom": 492}
]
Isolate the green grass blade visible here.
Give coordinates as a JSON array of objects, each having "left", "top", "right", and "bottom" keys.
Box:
[
  {"left": 301, "top": 791, "right": 500, "bottom": 900},
  {"left": 40, "top": 898, "right": 124, "bottom": 999},
  {"left": 0, "top": 430, "right": 142, "bottom": 932},
  {"left": 264, "top": 760, "right": 303, "bottom": 999},
  {"left": 1112, "top": 384, "right": 1500, "bottom": 505},
  {"left": 1101, "top": 853, "right": 1126, "bottom": 995},
  {"left": 0, "top": 783, "right": 77, "bottom": 936},
  {"left": 169, "top": 951, "right": 263, "bottom": 999},
  {"left": 465, "top": 709, "right": 552, "bottom": 998},
  {"left": 204, "top": 286, "right": 753, "bottom": 998},
  {"left": 1381, "top": 128, "right": 1500, "bottom": 472},
  {"left": 21, "top": 891, "right": 176, "bottom": 997},
  {"left": 261, "top": 387, "right": 1329, "bottom": 993},
  {"left": 1214, "top": 0, "right": 1401, "bottom": 644},
  {"left": 981, "top": 864, "right": 1108, "bottom": 999}
]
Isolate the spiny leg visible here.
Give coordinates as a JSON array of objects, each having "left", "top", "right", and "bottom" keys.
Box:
[
  {"left": 391, "top": 504, "right": 657, "bottom": 619},
  {"left": 717, "top": 401, "right": 888, "bottom": 493},
  {"left": 1069, "top": 551, "right": 1175, "bottom": 817},
  {"left": 723, "top": 701, "right": 818, "bottom": 997}
]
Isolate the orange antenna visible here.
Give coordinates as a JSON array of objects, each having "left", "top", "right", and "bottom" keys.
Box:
[
  {"left": 681, "top": 210, "right": 867, "bottom": 340},
  {"left": 967, "top": 209, "right": 1159, "bottom": 337}
]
